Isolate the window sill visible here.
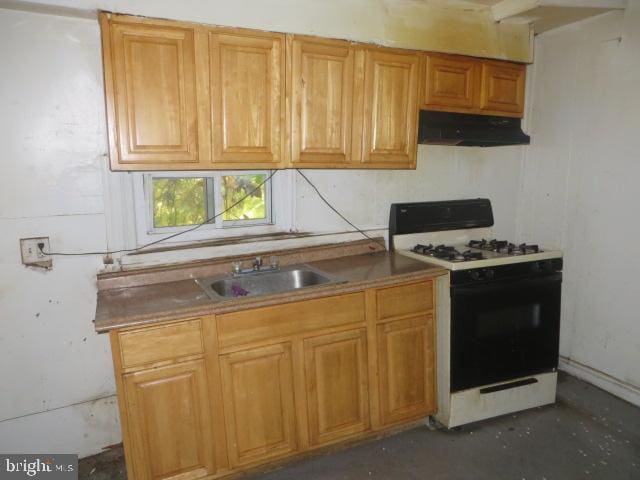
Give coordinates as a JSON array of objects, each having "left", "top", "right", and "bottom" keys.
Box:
[
  {"left": 109, "top": 228, "right": 388, "bottom": 271},
  {"left": 128, "top": 230, "right": 313, "bottom": 255}
]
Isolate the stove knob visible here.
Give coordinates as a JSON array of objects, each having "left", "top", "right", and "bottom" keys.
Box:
[
  {"left": 469, "top": 270, "right": 481, "bottom": 281},
  {"left": 485, "top": 268, "right": 495, "bottom": 279}
]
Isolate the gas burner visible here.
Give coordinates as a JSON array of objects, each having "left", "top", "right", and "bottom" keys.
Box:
[
  {"left": 411, "top": 244, "right": 434, "bottom": 254},
  {"left": 468, "top": 239, "right": 541, "bottom": 256},
  {"left": 511, "top": 243, "right": 540, "bottom": 255},
  {"left": 459, "top": 251, "right": 484, "bottom": 261},
  {"left": 411, "top": 244, "right": 486, "bottom": 262},
  {"left": 468, "top": 239, "right": 509, "bottom": 253}
]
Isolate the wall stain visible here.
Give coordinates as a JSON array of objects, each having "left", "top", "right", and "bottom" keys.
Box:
[{"left": 381, "top": 0, "right": 532, "bottom": 62}]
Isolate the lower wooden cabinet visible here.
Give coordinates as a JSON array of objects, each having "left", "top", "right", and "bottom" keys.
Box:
[
  {"left": 110, "top": 280, "right": 437, "bottom": 480},
  {"left": 377, "top": 314, "right": 436, "bottom": 426},
  {"left": 303, "top": 328, "right": 370, "bottom": 446},
  {"left": 219, "top": 342, "right": 298, "bottom": 467},
  {"left": 122, "top": 360, "right": 216, "bottom": 480}
]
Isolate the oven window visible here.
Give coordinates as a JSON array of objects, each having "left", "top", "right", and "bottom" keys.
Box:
[{"left": 477, "top": 303, "right": 541, "bottom": 338}]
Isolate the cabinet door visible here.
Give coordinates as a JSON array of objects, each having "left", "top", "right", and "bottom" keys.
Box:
[
  {"left": 377, "top": 315, "right": 436, "bottom": 426},
  {"left": 360, "top": 49, "right": 419, "bottom": 167},
  {"left": 290, "top": 37, "right": 355, "bottom": 166},
  {"left": 103, "top": 19, "right": 202, "bottom": 169},
  {"left": 479, "top": 61, "right": 526, "bottom": 117},
  {"left": 209, "top": 30, "right": 285, "bottom": 167},
  {"left": 122, "top": 360, "right": 216, "bottom": 480},
  {"left": 303, "top": 329, "right": 370, "bottom": 446},
  {"left": 422, "top": 54, "right": 478, "bottom": 111},
  {"left": 220, "top": 343, "right": 297, "bottom": 467}
]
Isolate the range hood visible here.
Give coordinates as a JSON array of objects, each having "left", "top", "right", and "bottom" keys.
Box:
[{"left": 418, "top": 110, "right": 530, "bottom": 147}]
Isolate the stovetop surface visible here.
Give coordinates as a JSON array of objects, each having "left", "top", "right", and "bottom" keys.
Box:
[
  {"left": 391, "top": 228, "right": 562, "bottom": 271},
  {"left": 399, "top": 245, "right": 563, "bottom": 270}
]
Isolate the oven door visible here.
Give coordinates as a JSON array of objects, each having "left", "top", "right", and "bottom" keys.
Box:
[{"left": 450, "top": 273, "right": 561, "bottom": 392}]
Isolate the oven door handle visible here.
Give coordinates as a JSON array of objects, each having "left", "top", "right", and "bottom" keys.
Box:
[{"left": 452, "top": 273, "right": 562, "bottom": 296}]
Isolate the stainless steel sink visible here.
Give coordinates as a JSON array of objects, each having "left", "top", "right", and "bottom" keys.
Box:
[{"left": 195, "top": 265, "right": 345, "bottom": 300}]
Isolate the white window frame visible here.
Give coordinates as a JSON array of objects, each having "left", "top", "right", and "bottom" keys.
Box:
[{"left": 132, "top": 169, "right": 292, "bottom": 246}]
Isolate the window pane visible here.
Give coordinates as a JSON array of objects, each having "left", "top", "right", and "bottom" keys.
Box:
[
  {"left": 221, "top": 174, "right": 267, "bottom": 221},
  {"left": 152, "top": 177, "right": 207, "bottom": 228}
]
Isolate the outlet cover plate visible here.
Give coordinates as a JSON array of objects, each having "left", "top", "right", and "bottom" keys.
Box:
[{"left": 20, "top": 237, "right": 52, "bottom": 269}]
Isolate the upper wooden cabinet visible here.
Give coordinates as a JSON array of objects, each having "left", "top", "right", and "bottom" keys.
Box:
[
  {"left": 209, "top": 29, "right": 286, "bottom": 168},
  {"left": 359, "top": 48, "right": 420, "bottom": 168},
  {"left": 100, "top": 13, "right": 527, "bottom": 171},
  {"left": 421, "top": 54, "right": 478, "bottom": 112},
  {"left": 479, "top": 61, "right": 526, "bottom": 115},
  {"left": 289, "top": 36, "right": 355, "bottom": 167},
  {"left": 101, "top": 17, "right": 205, "bottom": 170},
  {"left": 421, "top": 52, "right": 526, "bottom": 118}
]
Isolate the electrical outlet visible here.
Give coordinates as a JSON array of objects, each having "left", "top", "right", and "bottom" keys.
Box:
[{"left": 20, "top": 237, "right": 52, "bottom": 269}]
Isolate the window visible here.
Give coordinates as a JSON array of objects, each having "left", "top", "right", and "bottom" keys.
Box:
[{"left": 133, "top": 170, "right": 287, "bottom": 246}]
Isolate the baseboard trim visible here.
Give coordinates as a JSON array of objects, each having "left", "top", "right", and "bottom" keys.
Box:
[{"left": 559, "top": 356, "right": 640, "bottom": 407}]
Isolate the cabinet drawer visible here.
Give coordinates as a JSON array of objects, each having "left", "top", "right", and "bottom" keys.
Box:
[
  {"left": 118, "top": 319, "right": 204, "bottom": 369},
  {"left": 376, "top": 281, "right": 433, "bottom": 321},
  {"left": 217, "top": 292, "right": 365, "bottom": 349}
]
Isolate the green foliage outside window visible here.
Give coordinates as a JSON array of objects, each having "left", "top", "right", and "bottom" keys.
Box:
[
  {"left": 152, "top": 177, "right": 206, "bottom": 228},
  {"left": 151, "top": 174, "right": 268, "bottom": 229},
  {"left": 222, "top": 174, "right": 267, "bottom": 221}
]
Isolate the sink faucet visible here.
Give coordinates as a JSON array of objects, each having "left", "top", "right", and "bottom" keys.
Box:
[{"left": 231, "top": 256, "right": 279, "bottom": 276}]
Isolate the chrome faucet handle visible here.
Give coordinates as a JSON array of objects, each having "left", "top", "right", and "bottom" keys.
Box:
[
  {"left": 269, "top": 255, "right": 279, "bottom": 270},
  {"left": 231, "top": 261, "right": 242, "bottom": 275},
  {"left": 253, "top": 256, "right": 263, "bottom": 270}
]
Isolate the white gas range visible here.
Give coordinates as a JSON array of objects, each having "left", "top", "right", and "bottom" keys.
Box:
[{"left": 389, "top": 199, "right": 563, "bottom": 428}]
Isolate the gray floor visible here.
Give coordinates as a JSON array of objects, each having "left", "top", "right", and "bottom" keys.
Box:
[{"left": 79, "top": 373, "right": 640, "bottom": 480}]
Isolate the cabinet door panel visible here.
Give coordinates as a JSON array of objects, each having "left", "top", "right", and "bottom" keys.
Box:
[
  {"left": 304, "top": 329, "right": 370, "bottom": 446},
  {"left": 479, "top": 62, "right": 526, "bottom": 116},
  {"left": 422, "top": 54, "right": 478, "bottom": 110},
  {"left": 220, "top": 343, "right": 297, "bottom": 467},
  {"left": 123, "top": 360, "right": 215, "bottom": 480},
  {"left": 377, "top": 314, "right": 436, "bottom": 426},
  {"left": 361, "top": 49, "right": 419, "bottom": 167},
  {"left": 291, "top": 37, "right": 354, "bottom": 165},
  {"left": 107, "top": 22, "right": 200, "bottom": 167},
  {"left": 210, "top": 31, "right": 285, "bottom": 165}
]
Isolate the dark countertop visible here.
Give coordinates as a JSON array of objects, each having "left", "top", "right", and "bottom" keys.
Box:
[{"left": 94, "top": 251, "right": 447, "bottom": 332}]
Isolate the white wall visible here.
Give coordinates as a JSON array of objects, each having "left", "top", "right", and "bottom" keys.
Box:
[
  {"left": 0, "top": 5, "right": 525, "bottom": 458},
  {"left": 296, "top": 145, "right": 522, "bottom": 239},
  {"left": 0, "top": 8, "right": 121, "bottom": 456},
  {"left": 518, "top": 1, "right": 640, "bottom": 405}
]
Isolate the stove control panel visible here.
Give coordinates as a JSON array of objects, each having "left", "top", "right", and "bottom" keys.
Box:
[
  {"left": 451, "top": 258, "right": 563, "bottom": 286},
  {"left": 468, "top": 268, "right": 495, "bottom": 281}
]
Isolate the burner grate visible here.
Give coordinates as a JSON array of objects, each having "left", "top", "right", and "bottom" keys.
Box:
[
  {"left": 468, "top": 239, "right": 540, "bottom": 255},
  {"left": 412, "top": 244, "right": 486, "bottom": 262}
]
